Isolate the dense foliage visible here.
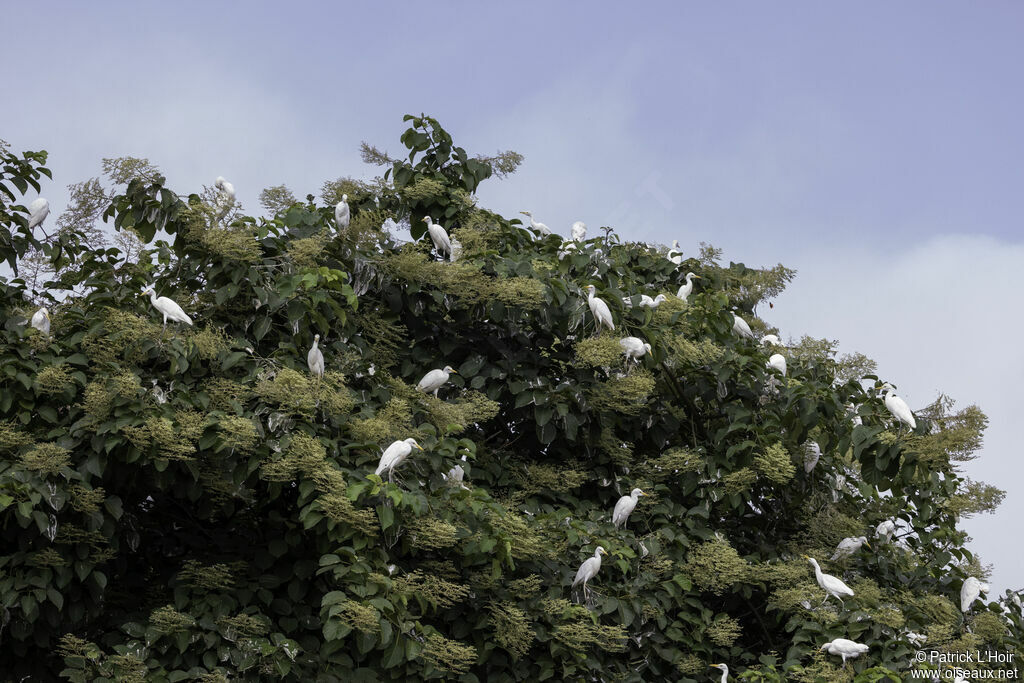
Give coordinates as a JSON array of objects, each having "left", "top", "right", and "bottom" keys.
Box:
[{"left": 1, "top": 118, "right": 1020, "bottom": 682}]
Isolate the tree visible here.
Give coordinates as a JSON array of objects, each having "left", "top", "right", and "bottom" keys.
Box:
[{"left": 0, "top": 118, "right": 1019, "bottom": 682}]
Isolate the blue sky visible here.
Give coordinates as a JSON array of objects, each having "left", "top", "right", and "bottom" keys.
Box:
[{"left": 4, "top": 1, "right": 1022, "bottom": 591}]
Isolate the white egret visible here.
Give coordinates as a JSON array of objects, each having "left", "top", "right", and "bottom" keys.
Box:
[
  {"left": 904, "top": 631, "right": 927, "bottom": 646},
  {"left": 30, "top": 307, "right": 50, "bottom": 336},
  {"left": 612, "top": 488, "right": 645, "bottom": 529},
  {"left": 710, "top": 664, "right": 729, "bottom": 682},
  {"left": 214, "top": 176, "right": 236, "bottom": 200},
  {"left": 585, "top": 285, "right": 615, "bottom": 332},
  {"left": 760, "top": 334, "right": 781, "bottom": 347},
  {"left": 732, "top": 313, "right": 755, "bottom": 340},
  {"left": 416, "top": 365, "right": 458, "bottom": 397},
  {"left": 766, "top": 353, "right": 787, "bottom": 376},
  {"left": 558, "top": 241, "right": 578, "bottom": 259},
  {"left": 875, "top": 519, "right": 896, "bottom": 541},
  {"left": 847, "top": 402, "right": 863, "bottom": 426},
  {"left": 676, "top": 272, "right": 700, "bottom": 301},
  {"left": 820, "top": 638, "right": 869, "bottom": 666},
  {"left": 307, "top": 334, "right": 325, "bottom": 378},
  {"left": 619, "top": 337, "right": 651, "bottom": 365},
  {"left": 667, "top": 240, "right": 682, "bottom": 265},
  {"left": 571, "top": 546, "right": 607, "bottom": 598},
  {"left": 27, "top": 198, "right": 50, "bottom": 231},
  {"left": 571, "top": 221, "right": 587, "bottom": 241},
  {"left": 639, "top": 294, "right": 667, "bottom": 309},
  {"left": 335, "top": 194, "right": 350, "bottom": 230},
  {"left": 423, "top": 216, "right": 452, "bottom": 259},
  {"left": 961, "top": 576, "right": 989, "bottom": 612},
  {"left": 831, "top": 536, "right": 870, "bottom": 560},
  {"left": 374, "top": 438, "right": 424, "bottom": 481},
  {"left": 805, "top": 556, "right": 855, "bottom": 606},
  {"left": 520, "top": 210, "right": 550, "bottom": 236},
  {"left": 804, "top": 442, "right": 821, "bottom": 473},
  {"left": 444, "top": 455, "right": 468, "bottom": 483},
  {"left": 881, "top": 383, "right": 916, "bottom": 430},
  {"left": 142, "top": 288, "right": 193, "bottom": 333}
]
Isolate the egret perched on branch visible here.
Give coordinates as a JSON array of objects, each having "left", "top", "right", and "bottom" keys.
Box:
[
  {"left": 215, "top": 176, "right": 235, "bottom": 200},
  {"left": 27, "top": 198, "right": 50, "bottom": 232},
  {"left": 804, "top": 441, "right": 821, "bottom": 473},
  {"left": 710, "top": 664, "right": 730, "bottom": 682},
  {"left": 335, "top": 194, "right": 350, "bottom": 230},
  {"left": 375, "top": 438, "right": 423, "bottom": 481},
  {"left": 585, "top": 285, "right": 615, "bottom": 332},
  {"left": 520, "top": 211, "right": 550, "bottom": 236},
  {"left": 571, "top": 546, "right": 607, "bottom": 599},
  {"left": 961, "top": 577, "right": 990, "bottom": 612},
  {"left": 639, "top": 294, "right": 667, "bottom": 309},
  {"left": 307, "top": 334, "right": 325, "bottom": 378},
  {"left": 760, "top": 334, "right": 781, "bottom": 347},
  {"left": 416, "top": 366, "right": 457, "bottom": 397},
  {"left": 676, "top": 272, "right": 700, "bottom": 301},
  {"left": 805, "top": 556, "right": 855, "bottom": 606},
  {"left": 831, "top": 536, "right": 869, "bottom": 560},
  {"left": 571, "top": 221, "right": 587, "bottom": 241},
  {"left": 423, "top": 216, "right": 452, "bottom": 259},
  {"left": 142, "top": 288, "right": 193, "bottom": 333},
  {"left": 766, "top": 353, "right": 787, "bottom": 376},
  {"left": 667, "top": 240, "right": 682, "bottom": 265},
  {"left": 612, "top": 488, "right": 645, "bottom": 529},
  {"left": 732, "top": 313, "right": 755, "bottom": 340},
  {"left": 619, "top": 337, "right": 651, "bottom": 368},
  {"left": 881, "top": 383, "right": 916, "bottom": 429},
  {"left": 875, "top": 519, "right": 896, "bottom": 542},
  {"left": 30, "top": 307, "right": 50, "bottom": 336},
  {"left": 820, "top": 639, "right": 868, "bottom": 666}
]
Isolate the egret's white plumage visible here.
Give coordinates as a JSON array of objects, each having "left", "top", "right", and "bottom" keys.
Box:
[
  {"left": 215, "top": 176, "right": 235, "bottom": 200},
  {"left": 586, "top": 285, "right": 615, "bottom": 332},
  {"left": 27, "top": 198, "right": 50, "bottom": 231},
  {"left": 881, "top": 383, "right": 916, "bottom": 429},
  {"left": 767, "top": 353, "right": 787, "bottom": 376},
  {"left": 612, "top": 488, "right": 645, "bottom": 529},
  {"left": 760, "top": 334, "right": 781, "bottom": 347},
  {"left": 619, "top": 337, "right": 651, "bottom": 362},
  {"left": 805, "top": 556, "right": 855, "bottom": 605},
  {"left": 639, "top": 294, "right": 667, "bottom": 309},
  {"left": 847, "top": 402, "right": 863, "bottom": 426},
  {"left": 335, "top": 194, "right": 350, "bottom": 230},
  {"left": 375, "top": 438, "right": 423, "bottom": 480},
  {"left": 571, "top": 221, "right": 587, "bottom": 241},
  {"left": 444, "top": 455, "right": 468, "bottom": 483},
  {"left": 307, "top": 334, "right": 325, "bottom": 378},
  {"left": 820, "top": 638, "right": 869, "bottom": 666},
  {"left": 961, "top": 577, "right": 989, "bottom": 612},
  {"left": 520, "top": 210, "right": 550, "bottom": 236},
  {"left": 732, "top": 313, "right": 755, "bottom": 340},
  {"left": 423, "top": 216, "right": 452, "bottom": 259},
  {"left": 416, "top": 365, "right": 457, "bottom": 396},
  {"left": 875, "top": 520, "right": 896, "bottom": 541},
  {"left": 804, "top": 441, "right": 821, "bottom": 473},
  {"left": 676, "top": 272, "right": 700, "bottom": 301},
  {"left": 30, "top": 307, "right": 50, "bottom": 335},
  {"left": 667, "top": 240, "right": 682, "bottom": 265},
  {"left": 831, "top": 536, "right": 869, "bottom": 560},
  {"left": 572, "top": 546, "right": 607, "bottom": 591},
  {"left": 710, "top": 664, "right": 729, "bottom": 683},
  {"left": 143, "top": 288, "right": 193, "bottom": 332}
]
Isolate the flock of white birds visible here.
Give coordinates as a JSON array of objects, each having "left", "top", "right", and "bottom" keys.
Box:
[{"left": 19, "top": 190, "right": 997, "bottom": 678}]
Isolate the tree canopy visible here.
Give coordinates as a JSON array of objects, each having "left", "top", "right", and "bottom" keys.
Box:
[{"left": 1, "top": 117, "right": 1020, "bottom": 682}]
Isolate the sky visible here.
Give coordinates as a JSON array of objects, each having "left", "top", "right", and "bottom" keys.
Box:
[{"left": 3, "top": 1, "right": 1022, "bottom": 592}]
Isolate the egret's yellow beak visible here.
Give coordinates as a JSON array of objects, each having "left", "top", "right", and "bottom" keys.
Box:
[
  {"left": 599, "top": 548, "right": 608, "bottom": 555},
  {"left": 864, "top": 542, "right": 871, "bottom": 549},
  {"left": 639, "top": 492, "right": 647, "bottom": 496},
  {"left": 693, "top": 275, "right": 702, "bottom": 279},
  {"left": 450, "top": 369, "right": 458, "bottom": 374},
  {"left": 43, "top": 311, "right": 50, "bottom": 319},
  {"left": 416, "top": 444, "right": 424, "bottom": 450}
]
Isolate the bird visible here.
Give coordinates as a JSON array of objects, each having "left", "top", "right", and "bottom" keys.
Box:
[
  {"left": 804, "top": 556, "right": 855, "bottom": 606},
  {"left": 639, "top": 294, "right": 667, "bottom": 309},
  {"left": 732, "top": 313, "right": 755, "bottom": 340},
  {"left": 307, "top": 334, "right": 325, "bottom": 378},
  {"left": 27, "top": 198, "right": 50, "bottom": 231},
  {"left": 881, "top": 383, "right": 916, "bottom": 430},
  {"left": 571, "top": 546, "right": 607, "bottom": 597},
  {"left": 571, "top": 221, "right": 587, "bottom": 241},
  {"left": 585, "top": 285, "right": 615, "bottom": 332},
  {"left": 804, "top": 442, "right": 821, "bottom": 473},
  {"left": 30, "top": 307, "right": 50, "bottom": 336},
  {"left": 875, "top": 520, "right": 896, "bottom": 541},
  {"left": 820, "top": 639, "right": 869, "bottom": 666},
  {"left": 676, "top": 272, "right": 700, "bottom": 301},
  {"left": 142, "top": 288, "right": 193, "bottom": 333},
  {"left": 667, "top": 240, "right": 682, "bottom": 265},
  {"left": 961, "top": 577, "right": 990, "bottom": 612},
  {"left": 416, "top": 366, "right": 458, "bottom": 397},
  {"left": 214, "top": 176, "right": 236, "bottom": 201},
  {"left": 423, "top": 216, "right": 452, "bottom": 259},
  {"left": 847, "top": 402, "right": 863, "bottom": 426},
  {"left": 520, "top": 210, "right": 550, "bottom": 236},
  {"left": 374, "top": 438, "right": 423, "bottom": 481},
  {"left": 444, "top": 455, "right": 468, "bottom": 484},
  {"left": 619, "top": 337, "right": 651, "bottom": 365},
  {"left": 760, "top": 334, "right": 781, "bottom": 347},
  {"left": 831, "top": 536, "right": 870, "bottom": 560},
  {"left": 710, "top": 664, "right": 730, "bottom": 682},
  {"left": 335, "top": 195, "right": 350, "bottom": 230},
  {"left": 766, "top": 353, "right": 787, "bottom": 376},
  {"left": 612, "top": 488, "right": 645, "bottom": 529}
]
